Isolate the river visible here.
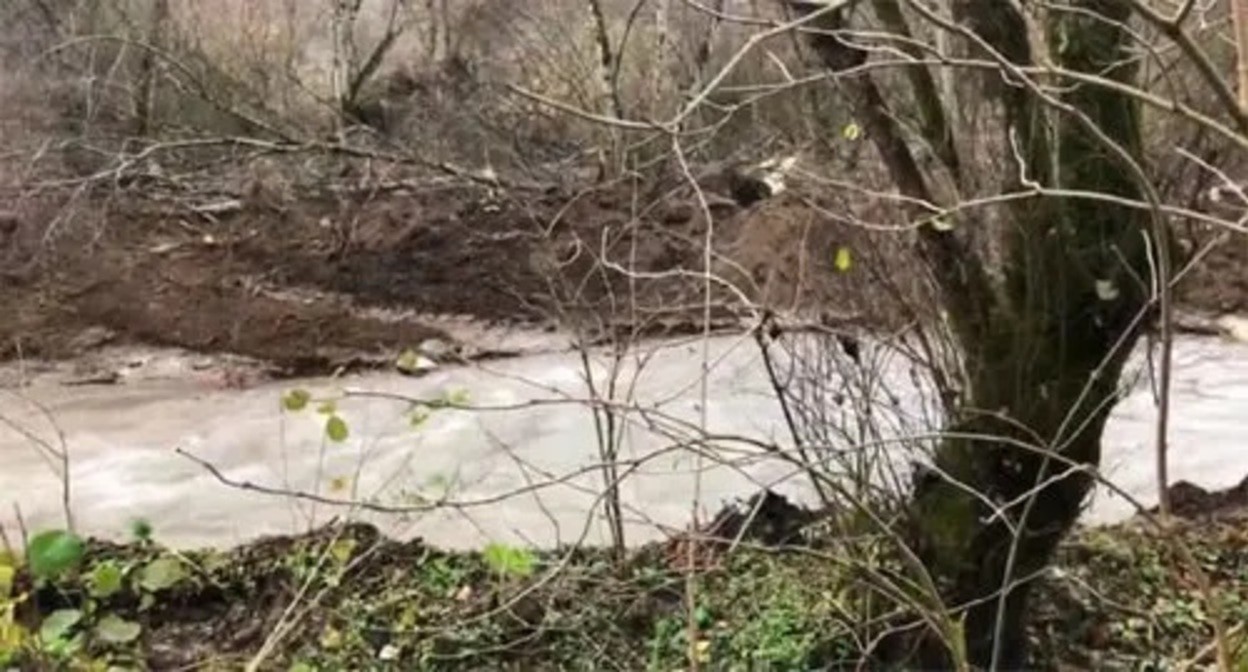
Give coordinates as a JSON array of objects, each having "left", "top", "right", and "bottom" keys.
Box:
[{"left": 2, "top": 332, "right": 1247, "bottom": 550}]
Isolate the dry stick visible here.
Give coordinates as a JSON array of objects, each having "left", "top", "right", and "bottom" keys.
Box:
[
  {"left": 512, "top": 34, "right": 1248, "bottom": 159},
  {"left": 244, "top": 410, "right": 657, "bottom": 668},
  {"left": 670, "top": 132, "right": 711, "bottom": 672},
  {"left": 0, "top": 397, "right": 73, "bottom": 532},
  {"left": 753, "top": 325, "right": 835, "bottom": 506},
  {"left": 0, "top": 520, "right": 13, "bottom": 558},
  {"left": 11, "top": 504, "right": 28, "bottom": 550},
  {"left": 1180, "top": 622, "right": 1247, "bottom": 672},
  {"left": 1232, "top": 0, "right": 1248, "bottom": 111}
]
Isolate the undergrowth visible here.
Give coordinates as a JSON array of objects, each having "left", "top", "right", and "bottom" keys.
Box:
[{"left": 3, "top": 515, "right": 1247, "bottom": 670}]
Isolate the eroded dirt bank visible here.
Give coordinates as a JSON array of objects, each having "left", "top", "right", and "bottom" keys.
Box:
[{"left": 6, "top": 179, "right": 1244, "bottom": 378}]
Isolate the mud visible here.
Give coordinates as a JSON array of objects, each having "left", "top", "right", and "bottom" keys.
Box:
[{"left": 2, "top": 178, "right": 1247, "bottom": 379}]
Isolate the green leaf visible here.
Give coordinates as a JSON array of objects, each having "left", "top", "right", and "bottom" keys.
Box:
[
  {"left": 0, "top": 565, "right": 13, "bottom": 597},
  {"left": 138, "top": 556, "right": 186, "bottom": 592},
  {"left": 26, "top": 530, "right": 86, "bottom": 580},
  {"left": 408, "top": 406, "right": 431, "bottom": 428},
  {"left": 39, "top": 609, "right": 82, "bottom": 643},
  {"left": 325, "top": 415, "right": 349, "bottom": 443},
  {"left": 94, "top": 614, "right": 141, "bottom": 645},
  {"left": 316, "top": 400, "right": 337, "bottom": 415},
  {"left": 88, "top": 561, "right": 124, "bottom": 599},
  {"left": 833, "top": 247, "right": 853, "bottom": 273},
  {"left": 282, "top": 389, "right": 311, "bottom": 412},
  {"left": 130, "top": 518, "right": 154, "bottom": 543},
  {"left": 447, "top": 389, "right": 471, "bottom": 406},
  {"left": 694, "top": 605, "right": 713, "bottom": 629},
  {"left": 841, "top": 122, "right": 861, "bottom": 141},
  {"left": 43, "top": 631, "right": 84, "bottom": 658},
  {"left": 482, "top": 543, "right": 536, "bottom": 579},
  {"left": 329, "top": 539, "right": 356, "bottom": 566}
]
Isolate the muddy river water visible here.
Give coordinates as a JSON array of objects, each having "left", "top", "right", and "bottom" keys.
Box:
[{"left": 2, "top": 332, "right": 1247, "bottom": 550}]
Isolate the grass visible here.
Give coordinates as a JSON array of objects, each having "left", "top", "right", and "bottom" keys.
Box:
[{"left": 4, "top": 512, "right": 1247, "bottom": 670}]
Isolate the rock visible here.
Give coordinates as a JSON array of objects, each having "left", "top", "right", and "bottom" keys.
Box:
[
  {"left": 417, "top": 338, "right": 455, "bottom": 360},
  {"left": 396, "top": 349, "right": 438, "bottom": 376},
  {"left": 1174, "top": 312, "right": 1222, "bottom": 336},
  {"left": 67, "top": 326, "right": 117, "bottom": 352},
  {"left": 700, "top": 490, "right": 813, "bottom": 546},
  {"left": 1216, "top": 314, "right": 1248, "bottom": 343}
]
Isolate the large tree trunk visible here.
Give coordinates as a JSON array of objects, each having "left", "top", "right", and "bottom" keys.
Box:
[{"left": 791, "top": 0, "right": 1156, "bottom": 666}]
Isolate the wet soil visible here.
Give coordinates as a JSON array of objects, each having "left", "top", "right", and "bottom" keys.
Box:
[
  {"left": 0, "top": 179, "right": 886, "bottom": 375},
  {"left": 2, "top": 178, "right": 1248, "bottom": 376}
]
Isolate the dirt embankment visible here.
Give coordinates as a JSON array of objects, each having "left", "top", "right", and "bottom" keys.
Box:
[
  {"left": 2, "top": 178, "right": 1247, "bottom": 376},
  {"left": 0, "top": 178, "right": 887, "bottom": 374}
]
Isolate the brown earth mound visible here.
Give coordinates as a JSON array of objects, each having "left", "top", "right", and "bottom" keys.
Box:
[{"left": 1, "top": 177, "right": 1247, "bottom": 375}]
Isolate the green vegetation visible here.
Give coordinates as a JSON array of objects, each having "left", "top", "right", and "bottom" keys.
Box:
[{"left": 2, "top": 517, "right": 1244, "bottom": 670}]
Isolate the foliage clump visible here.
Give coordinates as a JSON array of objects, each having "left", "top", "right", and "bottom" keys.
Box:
[{"left": 3, "top": 515, "right": 1246, "bottom": 670}]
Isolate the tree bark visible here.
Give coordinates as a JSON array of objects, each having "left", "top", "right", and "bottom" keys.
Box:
[{"left": 791, "top": 0, "right": 1154, "bottom": 666}]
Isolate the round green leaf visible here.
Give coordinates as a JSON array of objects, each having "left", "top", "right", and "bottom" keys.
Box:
[
  {"left": 138, "top": 556, "right": 186, "bottom": 592},
  {"left": 88, "top": 561, "right": 124, "bottom": 599},
  {"left": 94, "top": 614, "right": 142, "bottom": 645},
  {"left": 325, "top": 415, "right": 349, "bottom": 443},
  {"left": 26, "top": 530, "right": 86, "bottom": 580},
  {"left": 39, "top": 609, "right": 82, "bottom": 643},
  {"left": 282, "top": 389, "right": 311, "bottom": 412}
]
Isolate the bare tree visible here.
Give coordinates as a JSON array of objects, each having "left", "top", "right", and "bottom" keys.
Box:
[{"left": 780, "top": 0, "right": 1218, "bottom": 667}]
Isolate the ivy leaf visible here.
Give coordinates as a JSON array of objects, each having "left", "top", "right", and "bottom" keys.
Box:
[
  {"left": 139, "top": 557, "right": 186, "bottom": 593},
  {"left": 282, "top": 389, "right": 311, "bottom": 412},
  {"left": 94, "top": 614, "right": 142, "bottom": 644},
  {"left": 39, "top": 609, "right": 82, "bottom": 643},
  {"left": 26, "top": 530, "right": 86, "bottom": 581},
  {"left": 834, "top": 247, "right": 853, "bottom": 273},
  {"left": 325, "top": 415, "right": 350, "bottom": 443},
  {"left": 482, "top": 543, "right": 536, "bottom": 579},
  {"left": 316, "top": 400, "right": 337, "bottom": 415},
  {"left": 88, "top": 561, "right": 124, "bottom": 599}
]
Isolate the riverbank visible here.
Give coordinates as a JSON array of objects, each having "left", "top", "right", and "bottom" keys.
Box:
[{"left": 3, "top": 493, "right": 1245, "bottom": 670}]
